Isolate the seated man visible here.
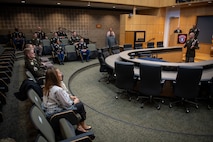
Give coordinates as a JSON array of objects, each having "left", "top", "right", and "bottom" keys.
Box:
[
  {"left": 24, "top": 44, "right": 46, "bottom": 85},
  {"left": 56, "top": 27, "right": 67, "bottom": 39},
  {"left": 76, "top": 38, "right": 90, "bottom": 62},
  {"left": 36, "top": 26, "right": 46, "bottom": 40},
  {"left": 52, "top": 38, "right": 65, "bottom": 65},
  {"left": 70, "top": 31, "right": 80, "bottom": 45},
  {"left": 12, "top": 28, "right": 25, "bottom": 50},
  {"left": 30, "top": 33, "right": 43, "bottom": 56}
]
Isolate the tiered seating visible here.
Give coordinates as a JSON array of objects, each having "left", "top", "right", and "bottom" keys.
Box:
[{"left": 0, "top": 45, "right": 15, "bottom": 122}]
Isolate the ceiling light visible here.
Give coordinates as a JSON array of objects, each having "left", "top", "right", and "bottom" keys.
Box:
[
  {"left": 21, "top": 0, "right": 25, "bottom": 4},
  {"left": 57, "top": 2, "right": 61, "bottom": 5},
  {"left": 88, "top": 2, "right": 91, "bottom": 7},
  {"left": 113, "top": 5, "right": 116, "bottom": 9}
]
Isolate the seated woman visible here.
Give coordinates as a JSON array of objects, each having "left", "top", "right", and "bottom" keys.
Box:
[
  {"left": 42, "top": 67, "right": 91, "bottom": 132},
  {"left": 53, "top": 38, "right": 65, "bottom": 65}
]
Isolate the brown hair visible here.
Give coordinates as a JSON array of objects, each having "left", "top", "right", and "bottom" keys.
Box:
[{"left": 43, "top": 67, "right": 61, "bottom": 96}]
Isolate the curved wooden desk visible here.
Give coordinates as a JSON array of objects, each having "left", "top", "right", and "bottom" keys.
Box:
[{"left": 105, "top": 47, "right": 213, "bottom": 81}]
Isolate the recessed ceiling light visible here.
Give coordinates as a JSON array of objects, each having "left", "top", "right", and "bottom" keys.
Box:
[
  {"left": 88, "top": 2, "right": 91, "bottom": 7},
  {"left": 57, "top": 2, "right": 61, "bottom": 5},
  {"left": 21, "top": 0, "right": 25, "bottom": 4}
]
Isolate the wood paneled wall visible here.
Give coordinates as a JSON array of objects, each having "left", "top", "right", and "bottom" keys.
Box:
[
  {"left": 179, "top": 5, "right": 213, "bottom": 54},
  {"left": 120, "top": 8, "right": 166, "bottom": 47}
]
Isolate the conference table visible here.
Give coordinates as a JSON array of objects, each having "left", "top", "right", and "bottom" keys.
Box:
[{"left": 105, "top": 46, "right": 213, "bottom": 81}]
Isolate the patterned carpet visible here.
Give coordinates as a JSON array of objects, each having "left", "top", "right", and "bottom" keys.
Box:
[{"left": 0, "top": 58, "right": 213, "bottom": 142}]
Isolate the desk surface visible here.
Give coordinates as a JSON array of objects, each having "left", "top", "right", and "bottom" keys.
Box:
[{"left": 105, "top": 47, "right": 213, "bottom": 81}]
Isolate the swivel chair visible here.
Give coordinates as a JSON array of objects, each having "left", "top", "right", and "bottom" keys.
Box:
[
  {"left": 169, "top": 66, "right": 203, "bottom": 113},
  {"left": 115, "top": 61, "right": 137, "bottom": 101},
  {"left": 97, "top": 50, "right": 113, "bottom": 84},
  {"left": 138, "top": 63, "right": 164, "bottom": 110},
  {"left": 123, "top": 44, "right": 133, "bottom": 51},
  {"left": 30, "top": 105, "right": 95, "bottom": 142},
  {"left": 111, "top": 45, "right": 120, "bottom": 54},
  {"left": 102, "top": 47, "right": 111, "bottom": 59},
  {"left": 147, "top": 42, "right": 155, "bottom": 48},
  {"left": 134, "top": 43, "right": 143, "bottom": 49},
  {"left": 157, "top": 41, "right": 164, "bottom": 48}
]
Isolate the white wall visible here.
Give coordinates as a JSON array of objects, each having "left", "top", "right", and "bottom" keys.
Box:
[{"left": 164, "top": 7, "right": 180, "bottom": 47}]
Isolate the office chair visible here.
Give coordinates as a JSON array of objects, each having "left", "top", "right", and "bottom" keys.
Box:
[
  {"left": 157, "top": 41, "right": 164, "bottom": 48},
  {"left": 30, "top": 105, "right": 95, "bottom": 142},
  {"left": 102, "top": 47, "right": 111, "bottom": 59},
  {"left": 115, "top": 61, "right": 137, "bottom": 101},
  {"left": 147, "top": 42, "right": 155, "bottom": 48},
  {"left": 134, "top": 43, "right": 143, "bottom": 49},
  {"left": 64, "top": 45, "right": 78, "bottom": 61},
  {"left": 123, "top": 44, "right": 133, "bottom": 51},
  {"left": 97, "top": 51, "right": 113, "bottom": 84},
  {"left": 207, "top": 77, "right": 213, "bottom": 110},
  {"left": 169, "top": 66, "right": 203, "bottom": 113},
  {"left": 111, "top": 45, "right": 120, "bottom": 54},
  {"left": 138, "top": 63, "right": 164, "bottom": 110}
]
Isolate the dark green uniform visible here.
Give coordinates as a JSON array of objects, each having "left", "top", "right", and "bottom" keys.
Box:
[{"left": 25, "top": 57, "right": 45, "bottom": 78}]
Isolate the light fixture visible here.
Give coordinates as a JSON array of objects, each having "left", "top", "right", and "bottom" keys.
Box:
[
  {"left": 21, "top": 0, "right": 25, "bottom": 4},
  {"left": 113, "top": 5, "right": 116, "bottom": 9},
  {"left": 57, "top": 2, "right": 61, "bottom": 5},
  {"left": 88, "top": 2, "right": 91, "bottom": 7}
]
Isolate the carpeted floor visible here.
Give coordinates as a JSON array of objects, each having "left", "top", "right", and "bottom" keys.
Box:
[{"left": 0, "top": 57, "right": 213, "bottom": 142}]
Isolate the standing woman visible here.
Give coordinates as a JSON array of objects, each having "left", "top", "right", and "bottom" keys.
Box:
[{"left": 43, "top": 67, "right": 91, "bottom": 132}]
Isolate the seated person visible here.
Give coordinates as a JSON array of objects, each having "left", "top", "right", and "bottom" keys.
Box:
[
  {"left": 24, "top": 45, "right": 46, "bottom": 85},
  {"left": 52, "top": 38, "right": 65, "bottom": 65},
  {"left": 42, "top": 67, "right": 92, "bottom": 132},
  {"left": 30, "top": 33, "right": 43, "bottom": 56},
  {"left": 36, "top": 26, "right": 46, "bottom": 40},
  {"left": 56, "top": 27, "right": 67, "bottom": 39},
  {"left": 12, "top": 28, "right": 25, "bottom": 50},
  {"left": 70, "top": 31, "right": 80, "bottom": 45},
  {"left": 76, "top": 38, "right": 90, "bottom": 62}
]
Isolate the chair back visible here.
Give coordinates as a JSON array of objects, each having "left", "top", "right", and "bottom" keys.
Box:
[
  {"left": 174, "top": 66, "right": 203, "bottom": 99},
  {"left": 102, "top": 48, "right": 110, "bottom": 59},
  {"left": 111, "top": 45, "right": 120, "bottom": 54},
  {"left": 87, "top": 43, "right": 96, "bottom": 51},
  {"left": 30, "top": 105, "right": 55, "bottom": 142},
  {"left": 157, "top": 41, "right": 164, "bottom": 47},
  {"left": 147, "top": 42, "right": 155, "bottom": 48},
  {"left": 64, "top": 45, "right": 75, "bottom": 53},
  {"left": 28, "top": 88, "right": 43, "bottom": 111},
  {"left": 42, "top": 39, "right": 50, "bottom": 47},
  {"left": 123, "top": 44, "right": 132, "bottom": 51},
  {"left": 98, "top": 52, "right": 107, "bottom": 72},
  {"left": 115, "top": 61, "right": 135, "bottom": 90},
  {"left": 134, "top": 43, "right": 143, "bottom": 49},
  {"left": 26, "top": 70, "right": 37, "bottom": 83},
  {"left": 139, "top": 63, "right": 162, "bottom": 96}
]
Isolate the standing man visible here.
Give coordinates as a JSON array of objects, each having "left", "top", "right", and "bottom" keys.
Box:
[
  {"left": 106, "top": 27, "right": 115, "bottom": 37},
  {"left": 184, "top": 32, "right": 199, "bottom": 62},
  {"left": 189, "top": 25, "right": 200, "bottom": 39},
  {"left": 106, "top": 31, "right": 117, "bottom": 54}
]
